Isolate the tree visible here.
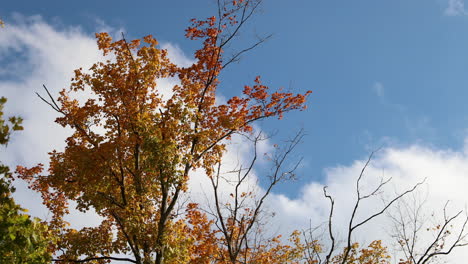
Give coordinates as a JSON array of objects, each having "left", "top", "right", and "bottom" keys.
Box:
[
  {"left": 207, "top": 130, "right": 307, "bottom": 263},
  {"left": 0, "top": 178, "right": 53, "bottom": 264},
  {"left": 0, "top": 97, "right": 53, "bottom": 263},
  {"left": 16, "top": 1, "right": 311, "bottom": 263},
  {"left": 302, "top": 151, "right": 424, "bottom": 264},
  {"left": 389, "top": 195, "right": 468, "bottom": 264}
]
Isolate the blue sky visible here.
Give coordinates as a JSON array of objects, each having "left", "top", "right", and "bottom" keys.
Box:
[{"left": 3, "top": 0, "right": 468, "bottom": 261}]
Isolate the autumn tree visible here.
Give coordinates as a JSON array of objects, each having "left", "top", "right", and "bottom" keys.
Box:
[
  {"left": 16, "top": 0, "right": 311, "bottom": 263},
  {"left": 0, "top": 97, "right": 53, "bottom": 263}
]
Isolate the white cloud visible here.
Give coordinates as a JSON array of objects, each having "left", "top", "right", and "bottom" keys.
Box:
[
  {"left": 0, "top": 16, "right": 194, "bottom": 229},
  {"left": 160, "top": 42, "right": 195, "bottom": 68},
  {"left": 445, "top": 0, "right": 467, "bottom": 16},
  {"left": 268, "top": 144, "right": 468, "bottom": 262},
  {"left": 0, "top": 15, "right": 106, "bottom": 226}
]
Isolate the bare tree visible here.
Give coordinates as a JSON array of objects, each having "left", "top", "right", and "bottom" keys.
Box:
[
  {"left": 389, "top": 196, "right": 468, "bottom": 264},
  {"left": 303, "top": 151, "right": 424, "bottom": 264},
  {"left": 207, "top": 130, "right": 304, "bottom": 263}
]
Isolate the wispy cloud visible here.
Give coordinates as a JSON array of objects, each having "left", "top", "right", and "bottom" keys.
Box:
[
  {"left": 370, "top": 81, "right": 437, "bottom": 143},
  {"left": 372, "top": 81, "right": 385, "bottom": 98},
  {"left": 371, "top": 81, "right": 405, "bottom": 112},
  {"left": 445, "top": 0, "right": 467, "bottom": 16}
]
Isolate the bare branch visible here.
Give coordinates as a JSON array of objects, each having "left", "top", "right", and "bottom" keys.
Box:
[
  {"left": 323, "top": 186, "right": 335, "bottom": 264},
  {"left": 208, "top": 129, "right": 304, "bottom": 262},
  {"left": 222, "top": 34, "right": 272, "bottom": 69},
  {"left": 389, "top": 192, "right": 468, "bottom": 264}
]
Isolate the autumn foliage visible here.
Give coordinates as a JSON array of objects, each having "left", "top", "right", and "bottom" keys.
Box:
[{"left": 16, "top": 0, "right": 311, "bottom": 263}]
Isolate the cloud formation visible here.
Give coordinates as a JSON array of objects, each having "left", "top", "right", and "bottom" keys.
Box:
[
  {"left": 269, "top": 144, "right": 468, "bottom": 262},
  {"left": 445, "top": 0, "right": 467, "bottom": 16},
  {"left": 0, "top": 15, "right": 106, "bottom": 227}
]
